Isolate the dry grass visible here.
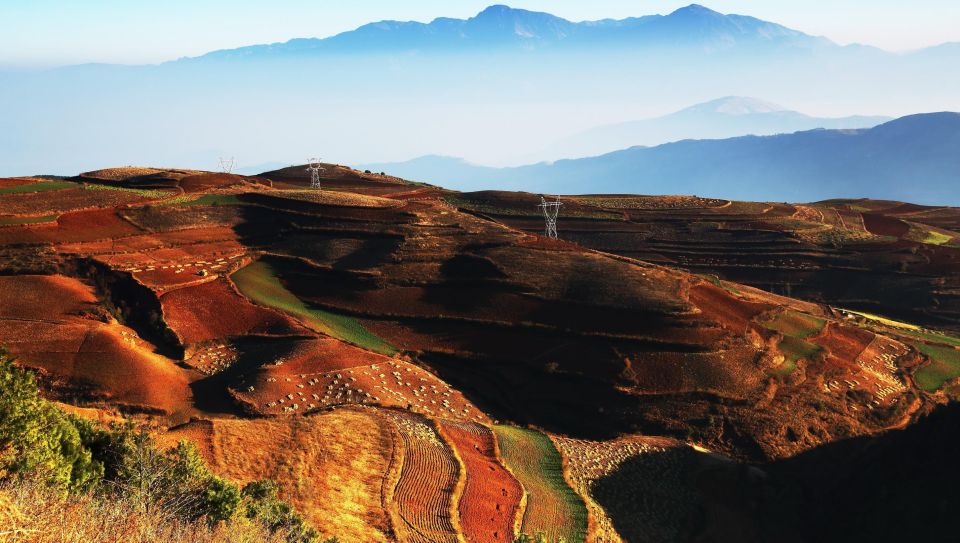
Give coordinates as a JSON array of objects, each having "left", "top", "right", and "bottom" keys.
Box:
[
  {"left": 0, "top": 483, "right": 293, "bottom": 543},
  {"left": 166, "top": 409, "right": 395, "bottom": 542}
]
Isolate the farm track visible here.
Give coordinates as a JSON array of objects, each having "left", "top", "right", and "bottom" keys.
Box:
[
  {"left": 386, "top": 411, "right": 463, "bottom": 543},
  {"left": 439, "top": 421, "right": 523, "bottom": 543}
]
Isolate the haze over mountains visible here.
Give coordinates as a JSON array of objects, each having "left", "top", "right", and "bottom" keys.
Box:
[
  {"left": 364, "top": 112, "right": 960, "bottom": 205},
  {"left": 1, "top": 3, "right": 957, "bottom": 201},
  {"left": 522, "top": 96, "right": 891, "bottom": 163}
]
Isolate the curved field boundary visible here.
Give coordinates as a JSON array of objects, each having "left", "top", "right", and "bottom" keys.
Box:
[
  {"left": 386, "top": 412, "right": 463, "bottom": 543},
  {"left": 439, "top": 421, "right": 523, "bottom": 543},
  {"left": 494, "top": 426, "right": 588, "bottom": 543},
  {"left": 230, "top": 259, "right": 396, "bottom": 355}
]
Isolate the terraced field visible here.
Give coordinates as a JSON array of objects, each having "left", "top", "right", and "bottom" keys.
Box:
[
  {"left": 440, "top": 421, "right": 523, "bottom": 543},
  {"left": 386, "top": 412, "right": 462, "bottom": 543},
  {"left": 1, "top": 163, "right": 958, "bottom": 542},
  {"left": 494, "top": 426, "right": 588, "bottom": 543}
]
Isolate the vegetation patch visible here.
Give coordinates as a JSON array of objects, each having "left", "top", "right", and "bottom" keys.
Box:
[
  {"left": 0, "top": 214, "right": 58, "bottom": 226},
  {"left": 904, "top": 225, "right": 953, "bottom": 246},
  {"left": 761, "top": 311, "right": 826, "bottom": 339},
  {"left": 231, "top": 260, "right": 396, "bottom": 355},
  {"left": 83, "top": 183, "right": 174, "bottom": 199},
  {"left": 0, "top": 180, "right": 77, "bottom": 195},
  {"left": 0, "top": 350, "right": 325, "bottom": 542},
  {"left": 181, "top": 194, "right": 246, "bottom": 207},
  {"left": 760, "top": 311, "right": 826, "bottom": 374},
  {"left": 912, "top": 342, "right": 960, "bottom": 392},
  {"left": 493, "top": 426, "right": 588, "bottom": 543},
  {"left": 846, "top": 310, "right": 922, "bottom": 331}
]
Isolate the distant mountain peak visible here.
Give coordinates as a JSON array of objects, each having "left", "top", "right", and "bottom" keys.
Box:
[
  {"left": 476, "top": 4, "right": 514, "bottom": 17},
  {"left": 670, "top": 4, "right": 723, "bottom": 17},
  {"left": 683, "top": 96, "right": 791, "bottom": 115}
]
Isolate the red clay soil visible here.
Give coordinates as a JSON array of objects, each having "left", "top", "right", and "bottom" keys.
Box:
[
  {"left": 0, "top": 275, "right": 195, "bottom": 414},
  {"left": 688, "top": 283, "right": 774, "bottom": 334},
  {"left": 0, "top": 275, "right": 98, "bottom": 319},
  {"left": 439, "top": 421, "right": 522, "bottom": 543},
  {"left": 811, "top": 322, "right": 875, "bottom": 371},
  {"left": 0, "top": 178, "right": 35, "bottom": 188},
  {"left": 177, "top": 173, "right": 247, "bottom": 193},
  {"left": 0, "top": 208, "right": 142, "bottom": 245},
  {"left": 159, "top": 278, "right": 308, "bottom": 345},
  {"left": 516, "top": 234, "right": 588, "bottom": 251},
  {"left": 237, "top": 343, "right": 488, "bottom": 424},
  {"left": 862, "top": 213, "right": 910, "bottom": 237}
]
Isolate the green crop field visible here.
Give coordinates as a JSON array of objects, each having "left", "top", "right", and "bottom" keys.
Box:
[
  {"left": 0, "top": 214, "right": 59, "bottom": 226},
  {"left": 760, "top": 311, "right": 826, "bottom": 375},
  {"left": 761, "top": 310, "right": 826, "bottom": 339},
  {"left": 181, "top": 194, "right": 245, "bottom": 206},
  {"left": 493, "top": 426, "right": 587, "bottom": 543},
  {"left": 0, "top": 180, "right": 76, "bottom": 194},
  {"left": 231, "top": 260, "right": 396, "bottom": 355},
  {"left": 912, "top": 342, "right": 960, "bottom": 392}
]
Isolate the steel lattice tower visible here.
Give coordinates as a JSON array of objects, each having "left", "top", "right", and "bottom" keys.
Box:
[
  {"left": 538, "top": 195, "right": 563, "bottom": 239},
  {"left": 219, "top": 157, "right": 235, "bottom": 174},
  {"left": 306, "top": 158, "right": 324, "bottom": 189}
]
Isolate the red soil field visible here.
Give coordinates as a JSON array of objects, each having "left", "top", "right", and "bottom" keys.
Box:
[
  {"left": 862, "top": 213, "right": 910, "bottom": 237},
  {"left": 239, "top": 344, "right": 488, "bottom": 424},
  {"left": 0, "top": 208, "right": 142, "bottom": 245},
  {"left": 0, "top": 275, "right": 194, "bottom": 414},
  {"left": 385, "top": 411, "right": 461, "bottom": 543},
  {"left": 812, "top": 322, "right": 874, "bottom": 371},
  {"left": 159, "top": 278, "right": 307, "bottom": 345},
  {"left": 0, "top": 178, "right": 35, "bottom": 188},
  {"left": 439, "top": 421, "right": 522, "bottom": 543},
  {"left": 177, "top": 173, "right": 248, "bottom": 193},
  {"left": 0, "top": 275, "right": 98, "bottom": 319},
  {"left": 688, "top": 282, "right": 773, "bottom": 334}
]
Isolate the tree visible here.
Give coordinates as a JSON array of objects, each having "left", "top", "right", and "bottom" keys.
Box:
[{"left": 0, "top": 350, "right": 102, "bottom": 492}]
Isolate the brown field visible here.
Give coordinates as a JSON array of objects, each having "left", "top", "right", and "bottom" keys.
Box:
[
  {"left": 165, "top": 408, "right": 396, "bottom": 543},
  {"left": 160, "top": 278, "right": 307, "bottom": 346},
  {"left": 385, "top": 411, "right": 462, "bottom": 543},
  {"left": 439, "top": 421, "right": 523, "bottom": 543}
]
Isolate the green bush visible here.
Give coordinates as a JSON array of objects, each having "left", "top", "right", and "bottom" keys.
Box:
[
  {"left": 0, "top": 349, "right": 103, "bottom": 492},
  {"left": 0, "top": 349, "right": 325, "bottom": 541}
]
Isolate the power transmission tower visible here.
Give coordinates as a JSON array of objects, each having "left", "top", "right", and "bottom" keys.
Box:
[
  {"left": 538, "top": 195, "right": 563, "bottom": 239},
  {"left": 219, "top": 157, "right": 235, "bottom": 174},
  {"left": 306, "top": 158, "right": 324, "bottom": 189}
]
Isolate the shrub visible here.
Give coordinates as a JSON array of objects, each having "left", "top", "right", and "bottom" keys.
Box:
[
  {"left": 0, "top": 349, "right": 103, "bottom": 492},
  {"left": 0, "top": 348, "right": 326, "bottom": 541}
]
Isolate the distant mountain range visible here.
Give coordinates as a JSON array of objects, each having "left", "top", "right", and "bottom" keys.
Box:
[
  {"left": 526, "top": 96, "right": 891, "bottom": 162},
  {"left": 193, "top": 4, "right": 833, "bottom": 60},
  {"left": 360, "top": 112, "right": 960, "bottom": 205},
  {"left": 1, "top": 4, "right": 957, "bottom": 181}
]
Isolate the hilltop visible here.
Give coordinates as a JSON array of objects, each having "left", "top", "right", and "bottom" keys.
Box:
[{"left": 1, "top": 165, "right": 959, "bottom": 541}]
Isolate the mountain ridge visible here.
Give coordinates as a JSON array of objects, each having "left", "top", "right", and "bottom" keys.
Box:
[
  {"left": 189, "top": 3, "right": 833, "bottom": 61},
  {"left": 519, "top": 96, "right": 892, "bottom": 161},
  {"left": 360, "top": 112, "right": 960, "bottom": 205}
]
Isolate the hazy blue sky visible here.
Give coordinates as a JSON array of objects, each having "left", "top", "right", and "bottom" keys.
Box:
[{"left": 2, "top": 1, "right": 959, "bottom": 66}]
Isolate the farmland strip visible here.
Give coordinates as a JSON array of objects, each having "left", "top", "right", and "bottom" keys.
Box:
[
  {"left": 440, "top": 421, "right": 523, "bottom": 543},
  {"left": 386, "top": 412, "right": 462, "bottom": 543},
  {"left": 494, "top": 426, "right": 588, "bottom": 543}
]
